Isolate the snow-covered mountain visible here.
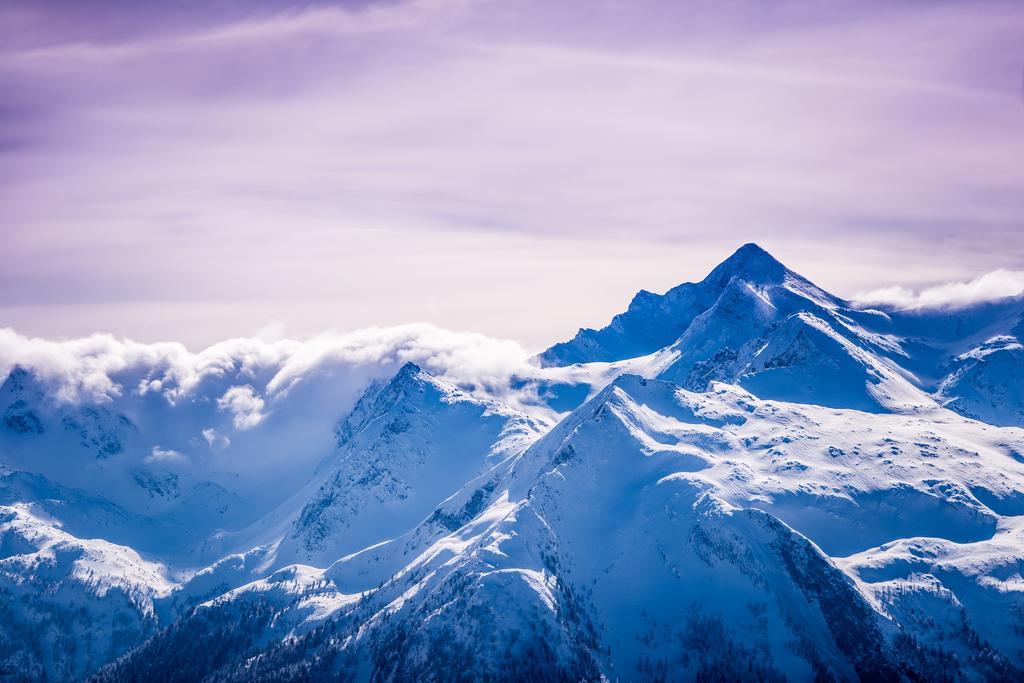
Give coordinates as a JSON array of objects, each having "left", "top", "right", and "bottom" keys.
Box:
[
  {"left": 247, "top": 362, "right": 547, "bottom": 570},
  {"left": 3, "top": 243, "right": 1024, "bottom": 681},
  {"left": 539, "top": 243, "right": 842, "bottom": 367},
  {"left": 0, "top": 364, "right": 245, "bottom": 547},
  {"left": 92, "top": 373, "right": 1024, "bottom": 681},
  {"left": 539, "top": 243, "right": 1024, "bottom": 426},
  {"left": 0, "top": 497, "right": 172, "bottom": 681}
]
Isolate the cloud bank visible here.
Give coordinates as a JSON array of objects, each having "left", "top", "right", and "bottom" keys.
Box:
[
  {"left": 854, "top": 269, "right": 1024, "bottom": 309},
  {"left": 0, "top": 323, "right": 549, "bottom": 496},
  {"left": 0, "top": 323, "right": 533, "bottom": 409}
]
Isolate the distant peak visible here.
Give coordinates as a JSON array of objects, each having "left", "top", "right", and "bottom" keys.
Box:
[
  {"left": 385, "top": 362, "right": 429, "bottom": 391},
  {"left": 1, "top": 365, "right": 36, "bottom": 395},
  {"left": 609, "top": 373, "right": 649, "bottom": 390},
  {"left": 736, "top": 242, "right": 773, "bottom": 258},
  {"left": 704, "top": 243, "right": 788, "bottom": 287},
  {"left": 396, "top": 361, "right": 423, "bottom": 377},
  {"left": 5, "top": 365, "right": 31, "bottom": 381},
  {"left": 726, "top": 243, "right": 783, "bottom": 270},
  {"left": 334, "top": 362, "right": 430, "bottom": 448},
  {"left": 384, "top": 361, "right": 465, "bottom": 399}
]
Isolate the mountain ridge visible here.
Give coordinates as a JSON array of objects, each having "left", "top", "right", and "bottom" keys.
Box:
[
  {"left": 538, "top": 243, "right": 1024, "bottom": 427},
  {"left": 2, "top": 244, "right": 1024, "bottom": 680}
]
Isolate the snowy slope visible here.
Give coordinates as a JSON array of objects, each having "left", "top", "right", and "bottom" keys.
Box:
[
  {"left": 255, "top": 362, "right": 546, "bottom": 568},
  {"left": 936, "top": 336, "right": 1024, "bottom": 427},
  {"left": 5, "top": 243, "right": 1024, "bottom": 681},
  {"left": 0, "top": 499, "right": 173, "bottom": 682},
  {"left": 0, "top": 365, "right": 249, "bottom": 550},
  {"left": 839, "top": 517, "right": 1024, "bottom": 679},
  {"left": 537, "top": 244, "right": 933, "bottom": 414},
  {"left": 0, "top": 359, "right": 548, "bottom": 678},
  {"left": 97, "top": 372, "right": 1024, "bottom": 681},
  {"left": 538, "top": 243, "right": 840, "bottom": 367},
  {"left": 149, "top": 360, "right": 549, "bottom": 608},
  {"left": 538, "top": 243, "right": 1024, "bottom": 427}
]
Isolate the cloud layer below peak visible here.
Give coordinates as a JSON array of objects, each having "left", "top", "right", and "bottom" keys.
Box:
[
  {"left": 0, "top": 323, "right": 532, "bottom": 405},
  {"left": 0, "top": 323, "right": 551, "bottom": 495},
  {"left": 854, "top": 269, "right": 1024, "bottom": 310}
]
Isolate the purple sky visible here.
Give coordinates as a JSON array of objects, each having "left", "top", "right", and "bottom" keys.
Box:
[{"left": 2, "top": 0, "right": 1023, "bottom": 350}]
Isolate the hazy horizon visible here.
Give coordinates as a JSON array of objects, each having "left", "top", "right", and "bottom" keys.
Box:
[{"left": 3, "top": 241, "right": 1024, "bottom": 356}]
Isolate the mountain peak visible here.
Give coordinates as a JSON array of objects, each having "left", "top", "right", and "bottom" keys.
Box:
[
  {"left": 393, "top": 361, "right": 424, "bottom": 383},
  {"left": 376, "top": 361, "right": 433, "bottom": 396},
  {"left": 736, "top": 241, "right": 771, "bottom": 256},
  {"left": 704, "top": 242, "right": 788, "bottom": 287},
  {"left": 537, "top": 243, "right": 839, "bottom": 367},
  {"left": 333, "top": 362, "right": 455, "bottom": 450},
  {"left": 1, "top": 365, "right": 35, "bottom": 396}
]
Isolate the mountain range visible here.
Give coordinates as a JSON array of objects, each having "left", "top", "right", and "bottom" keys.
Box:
[{"left": 3, "top": 243, "right": 1024, "bottom": 681}]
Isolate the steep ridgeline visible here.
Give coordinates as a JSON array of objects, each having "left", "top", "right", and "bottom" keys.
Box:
[
  {"left": 538, "top": 243, "right": 842, "bottom": 367},
  {"left": 5, "top": 244, "right": 1024, "bottom": 682},
  {"left": 97, "top": 375, "right": 1024, "bottom": 682},
  {"left": 90, "top": 363, "right": 555, "bottom": 681},
  {"left": 0, "top": 361, "right": 546, "bottom": 681},
  {"left": 539, "top": 243, "right": 1024, "bottom": 425},
  {"left": 240, "top": 362, "right": 547, "bottom": 570}
]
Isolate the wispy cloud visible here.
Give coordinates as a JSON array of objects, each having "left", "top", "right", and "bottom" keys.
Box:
[
  {"left": 6, "top": 0, "right": 473, "bottom": 65},
  {"left": 217, "top": 385, "right": 267, "bottom": 430},
  {"left": 146, "top": 445, "right": 188, "bottom": 466}
]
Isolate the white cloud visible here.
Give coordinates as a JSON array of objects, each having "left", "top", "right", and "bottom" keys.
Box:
[
  {"left": 146, "top": 446, "right": 188, "bottom": 465},
  {"left": 202, "top": 428, "right": 231, "bottom": 450},
  {"left": 0, "top": 323, "right": 544, "bottom": 497},
  {"left": 854, "top": 269, "right": 1024, "bottom": 309},
  {"left": 217, "top": 385, "right": 267, "bottom": 430},
  {"left": 0, "top": 328, "right": 192, "bottom": 404},
  {"left": 0, "top": 322, "right": 533, "bottom": 410}
]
